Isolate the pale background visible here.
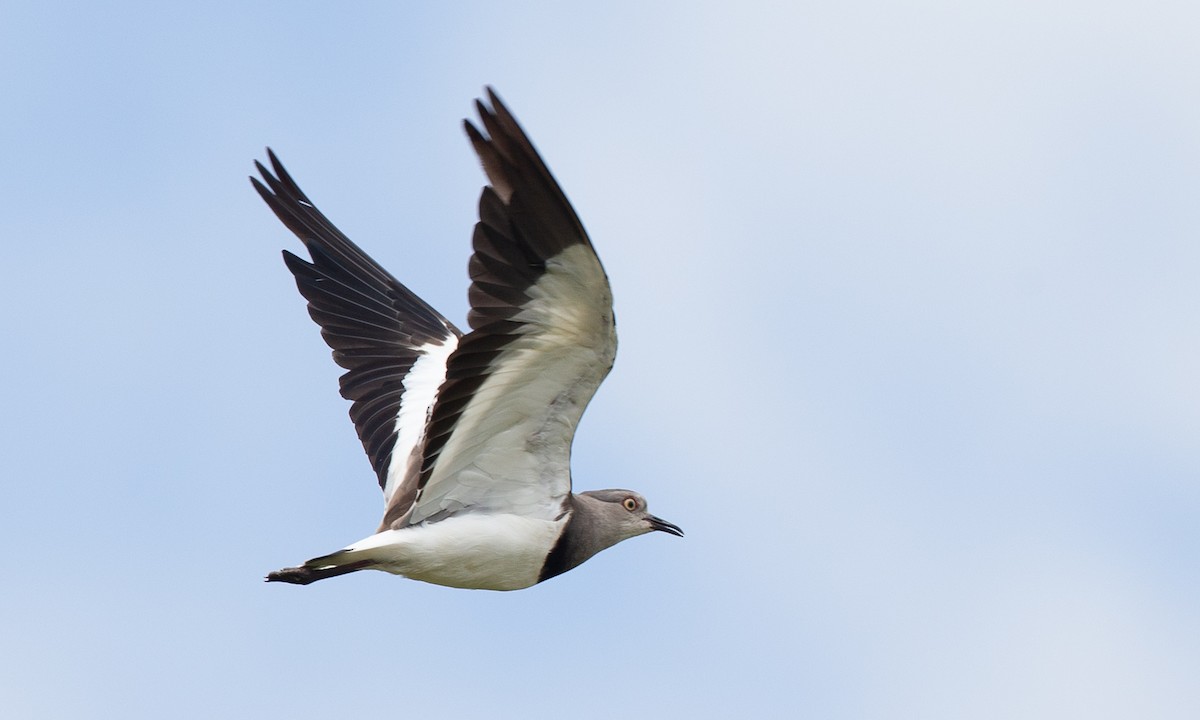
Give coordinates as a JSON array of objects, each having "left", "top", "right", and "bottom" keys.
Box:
[{"left": 2, "top": 2, "right": 1197, "bottom": 718}]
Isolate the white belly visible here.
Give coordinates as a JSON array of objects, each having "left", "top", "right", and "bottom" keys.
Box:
[{"left": 345, "top": 514, "right": 566, "bottom": 591}]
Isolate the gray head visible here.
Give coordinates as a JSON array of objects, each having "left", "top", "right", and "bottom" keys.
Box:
[
  {"left": 573, "top": 489, "right": 686, "bottom": 544},
  {"left": 576, "top": 489, "right": 684, "bottom": 542},
  {"left": 538, "top": 489, "right": 683, "bottom": 583}
]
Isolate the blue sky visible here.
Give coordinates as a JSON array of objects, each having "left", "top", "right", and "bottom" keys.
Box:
[{"left": 2, "top": 1, "right": 1198, "bottom": 718}]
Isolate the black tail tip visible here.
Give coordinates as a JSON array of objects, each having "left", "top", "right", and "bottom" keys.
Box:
[
  {"left": 265, "top": 559, "right": 376, "bottom": 586},
  {"left": 265, "top": 566, "right": 319, "bottom": 585}
]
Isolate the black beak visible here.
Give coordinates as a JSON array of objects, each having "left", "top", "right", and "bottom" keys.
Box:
[{"left": 647, "top": 515, "right": 684, "bottom": 537}]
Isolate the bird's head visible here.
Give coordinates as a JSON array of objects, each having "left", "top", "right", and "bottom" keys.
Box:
[{"left": 577, "top": 489, "right": 684, "bottom": 542}]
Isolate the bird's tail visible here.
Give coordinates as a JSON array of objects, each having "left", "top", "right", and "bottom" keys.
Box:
[{"left": 265, "top": 549, "right": 376, "bottom": 585}]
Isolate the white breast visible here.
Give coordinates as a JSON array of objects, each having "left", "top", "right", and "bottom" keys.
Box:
[{"left": 344, "top": 514, "right": 567, "bottom": 591}]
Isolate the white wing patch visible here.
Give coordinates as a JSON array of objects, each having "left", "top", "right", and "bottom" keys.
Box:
[{"left": 383, "top": 333, "right": 459, "bottom": 504}]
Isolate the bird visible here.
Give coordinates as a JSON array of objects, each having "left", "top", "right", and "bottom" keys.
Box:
[{"left": 251, "top": 88, "right": 682, "bottom": 591}]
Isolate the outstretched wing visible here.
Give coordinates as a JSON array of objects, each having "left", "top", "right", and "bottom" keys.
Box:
[
  {"left": 381, "top": 88, "right": 618, "bottom": 529},
  {"left": 252, "top": 151, "right": 461, "bottom": 510}
]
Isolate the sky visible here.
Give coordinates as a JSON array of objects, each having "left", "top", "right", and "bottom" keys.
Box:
[{"left": 2, "top": 1, "right": 1198, "bottom": 718}]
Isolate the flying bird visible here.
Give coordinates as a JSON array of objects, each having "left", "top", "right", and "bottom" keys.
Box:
[{"left": 252, "top": 89, "right": 682, "bottom": 591}]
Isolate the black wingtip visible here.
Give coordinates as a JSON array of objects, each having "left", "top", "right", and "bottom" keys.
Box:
[
  {"left": 484, "top": 86, "right": 504, "bottom": 110},
  {"left": 484, "top": 87, "right": 515, "bottom": 123}
]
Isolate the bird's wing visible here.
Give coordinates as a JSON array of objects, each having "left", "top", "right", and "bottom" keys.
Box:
[
  {"left": 252, "top": 151, "right": 461, "bottom": 512},
  {"left": 382, "top": 88, "right": 617, "bottom": 529}
]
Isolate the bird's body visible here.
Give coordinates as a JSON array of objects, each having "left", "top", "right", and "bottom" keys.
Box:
[
  {"left": 253, "top": 89, "right": 681, "bottom": 591},
  {"left": 320, "top": 514, "right": 566, "bottom": 591}
]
